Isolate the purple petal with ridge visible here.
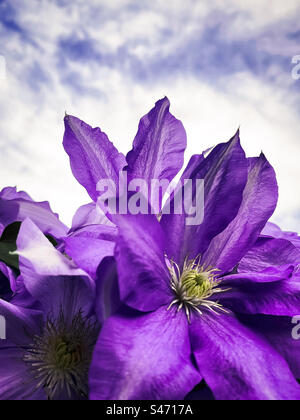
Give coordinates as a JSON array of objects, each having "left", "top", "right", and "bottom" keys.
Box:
[
  {"left": 16, "top": 219, "right": 95, "bottom": 318},
  {"left": 89, "top": 305, "right": 201, "bottom": 400},
  {"left": 112, "top": 214, "right": 171, "bottom": 312},
  {"left": 202, "top": 154, "right": 278, "bottom": 274},
  {"left": 190, "top": 312, "right": 300, "bottom": 400},
  {"left": 161, "top": 131, "right": 248, "bottom": 266},
  {"left": 63, "top": 115, "right": 126, "bottom": 202},
  {"left": 126, "top": 97, "right": 187, "bottom": 193}
]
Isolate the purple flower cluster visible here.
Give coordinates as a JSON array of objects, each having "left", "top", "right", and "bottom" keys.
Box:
[{"left": 0, "top": 98, "right": 300, "bottom": 400}]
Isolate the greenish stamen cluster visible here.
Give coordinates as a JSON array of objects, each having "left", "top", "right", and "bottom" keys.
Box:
[
  {"left": 23, "top": 310, "right": 99, "bottom": 400},
  {"left": 167, "top": 256, "right": 229, "bottom": 322}
]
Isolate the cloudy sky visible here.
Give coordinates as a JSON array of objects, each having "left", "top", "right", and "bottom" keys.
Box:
[{"left": 1, "top": 0, "right": 300, "bottom": 230}]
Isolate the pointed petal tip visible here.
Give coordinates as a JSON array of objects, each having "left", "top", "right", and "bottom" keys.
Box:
[
  {"left": 234, "top": 127, "right": 241, "bottom": 140},
  {"left": 260, "top": 149, "right": 269, "bottom": 157},
  {"left": 64, "top": 113, "right": 80, "bottom": 127},
  {"left": 155, "top": 96, "right": 170, "bottom": 109},
  {"left": 257, "top": 152, "right": 274, "bottom": 170},
  {"left": 64, "top": 113, "right": 73, "bottom": 124},
  {"left": 259, "top": 151, "right": 266, "bottom": 160},
  {"left": 227, "top": 128, "right": 242, "bottom": 148},
  {"left": 64, "top": 111, "right": 70, "bottom": 121},
  {"left": 64, "top": 114, "right": 70, "bottom": 126}
]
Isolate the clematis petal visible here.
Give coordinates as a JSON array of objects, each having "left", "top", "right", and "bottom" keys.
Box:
[
  {"left": 238, "top": 314, "right": 300, "bottom": 379},
  {"left": 190, "top": 312, "right": 300, "bottom": 400},
  {"left": 0, "top": 187, "right": 32, "bottom": 201},
  {"left": 219, "top": 266, "right": 300, "bottom": 316},
  {"left": 112, "top": 214, "right": 172, "bottom": 312},
  {"left": 262, "top": 222, "right": 300, "bottom": 248},
  {"left": 239, "top": 237, "right": 300, "bottom": 272},
  {"left": 161, "top": 131, "right": 248, "bottom": 266},
  {"left": 0, "top": 195, "right": 67, "bottom": 239},
  {"left": 202, "top": 154, "right": 278, "bottom": 274},
  {"left": 70, "top": 202, "right": 114, "bottom": 233},
  {"left": 63, "top": 115, "right": 126, "bottom": 202},
  {"left": 63, "top": 237, "right": 115, "bottom": 279},
  {"left": 94, "top": 257, "right": 121, "bottom": 324},
  {"left": 89, "top": 305, "right": 201, "bottom": 400},
  {"left": 0, "top": 298, "right": 42, "bottom": 345},
  {"left": 223, "top": 265, "right": 295, "bottom": 284},
  {"left": 61, "top": 211, "right": 117, "bottom": 279},
  {"left": 9, "top": 275, "right": 38, "bottom": 309},
  {"left": 68, "top": 224, "right": 117, "bottom": 242},
  {"left": 0, "top": 262, "right": 16, "bottom": 295},
  {"left": 16, "top": 219, "right": 95, "bottom": 318},
  {"left": 126, "top": 97, "right": 187, "bottom": 194},
  {"left": 161, "top": 153, "right": 205, "bottom": 218},
  {"left": 262, "top": 222, "right": 285, "bottom": 237},
  {"left": 0, "top": 346, "right": 46, "bottom": 400},
  {"left": 179, "top": 154, "right": 204, "bottom": 178}
]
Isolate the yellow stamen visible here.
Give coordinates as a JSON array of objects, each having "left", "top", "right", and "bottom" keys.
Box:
[{"left": 166, "top": 255, "right": 230, "bottom": 322}]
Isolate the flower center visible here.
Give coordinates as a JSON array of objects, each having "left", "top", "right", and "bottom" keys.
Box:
[
  {"left": 53, "top": 339, "right": 82, "bottom": 370},
  {"left": 23, "top": 310, "right": 99, "bottom": 400},
  {"left": 167, "top": 256, "right": 229, "bottom": 322},
  {"left": 181, "top": 271, "right": 212, "bottom": 298}
]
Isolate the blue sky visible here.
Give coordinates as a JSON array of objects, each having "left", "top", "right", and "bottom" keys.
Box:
[{"left": 0, "top": 0, "right": 300, "bottom": 230}]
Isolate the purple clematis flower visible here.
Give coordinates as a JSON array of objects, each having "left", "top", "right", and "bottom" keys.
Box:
[
  {"left": 0, "top": 219, "right": 98, "bottom": 400},
  {"left": 61, "top": 96, "right": 300, "bottom": 399},
  {"left": 62, "top": 97, "right": 187, "bottom": 276},
  {"left": 87, "top": 134, "right": 300, "bottom": 400},
  {"left": 0, "top": 187, "right": 68, "bottom": 301}
]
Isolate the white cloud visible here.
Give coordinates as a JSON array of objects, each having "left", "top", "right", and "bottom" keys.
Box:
[{"left": 0, "top": 0, "right": 300, "bottom": 232}]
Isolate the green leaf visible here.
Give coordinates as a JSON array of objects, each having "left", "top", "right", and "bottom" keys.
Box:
[
  {"left": 0, "top": 222, "right": 20, "bottom": 270},
  {"left": 0, "top": 222, "right": 56, "bottom": 271},
  {"left": 0, "top": 222, "right": 21, "bottom": 243},
  {"left": 46, "top": 234, "right": 58, "bottom": 248}
]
